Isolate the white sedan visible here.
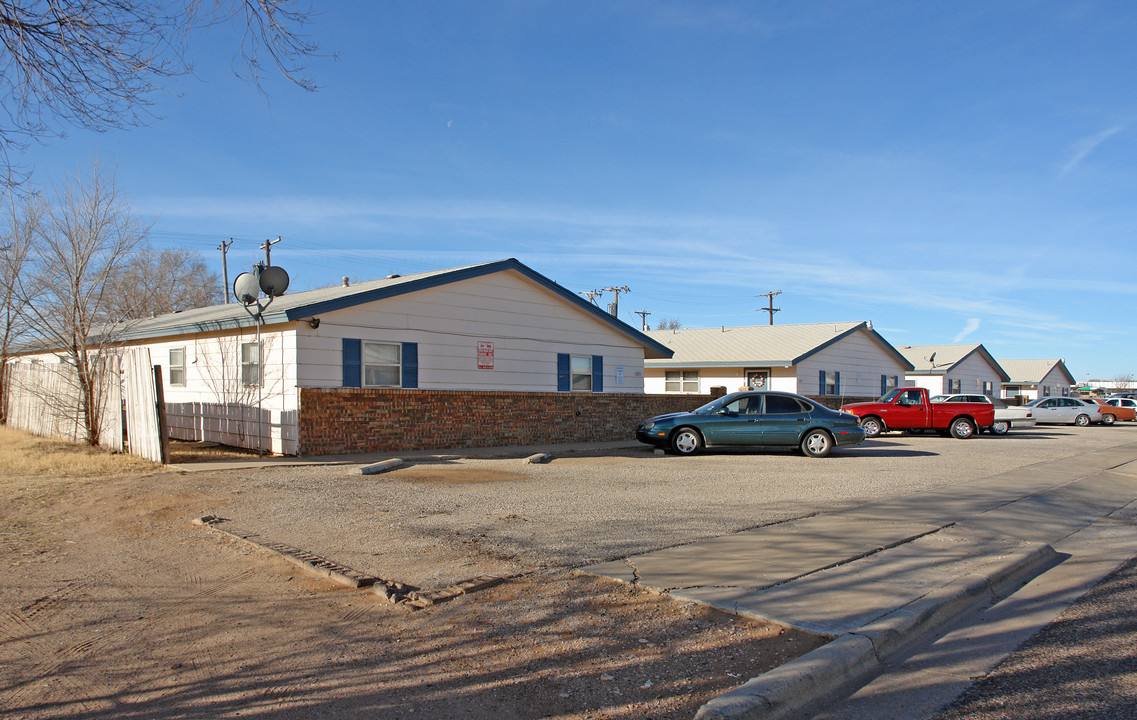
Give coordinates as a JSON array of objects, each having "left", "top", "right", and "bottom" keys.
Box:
[
  {"left": 931, "top": 394, "right": 1036, "bottom": 435},
  {"left": 1022, "top": 397, "right": 1105, "bottom": 426}
]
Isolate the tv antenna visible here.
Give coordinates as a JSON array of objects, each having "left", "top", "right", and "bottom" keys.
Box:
[{"left": 232, "top": 262, "right": 291, "bottom": 456}]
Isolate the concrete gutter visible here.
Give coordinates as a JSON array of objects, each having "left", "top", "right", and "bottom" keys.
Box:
[{"left": 694, "top": 542, "right": 1060, "bottom": 720}]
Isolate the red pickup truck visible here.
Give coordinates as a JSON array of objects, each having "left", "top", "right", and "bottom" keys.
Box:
[{"left": 840, "top": 387, "right": 995, "bottom": 439}]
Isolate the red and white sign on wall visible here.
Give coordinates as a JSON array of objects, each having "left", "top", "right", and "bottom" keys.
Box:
[{"left": 477, "top": 341, "right": 495, "bottom": 369}]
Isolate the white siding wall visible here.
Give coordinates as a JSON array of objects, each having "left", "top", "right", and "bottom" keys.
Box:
[
  {"left": 296, "top": 270, "right": 647, "bottom": 393},
  {"left": 908, "top": 375, "right": 944, "bottom": 394},
  {"left": 946, "top": 353, "right": 1002, "bottom": 396},
  {"left": 797, "top": 330, "right": 911, "bottom": 397},
  {"left": 644, "top": 366, "right": 797, "bottom": 394},
  {"left": 1039, "top": 367, "right": 1073, "bottom": 398},
  {"left": 145, "top": 326, "right": 299, "bottom": 455}
]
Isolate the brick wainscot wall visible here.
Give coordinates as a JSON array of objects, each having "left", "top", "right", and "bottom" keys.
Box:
[
  {"left": 297, "top": 389, "right": 877, "bottom": 455},
  {"left": 298, "top": 388, "right": 711, "bottom": 455}
]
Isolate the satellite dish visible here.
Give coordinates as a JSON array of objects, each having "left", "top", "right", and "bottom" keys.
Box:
[
  {"left": 233, "top": 272, "right": 261, "bottom": 305},
  {"left": 259, "top": 265, "right": 290, "bottom": 296}
]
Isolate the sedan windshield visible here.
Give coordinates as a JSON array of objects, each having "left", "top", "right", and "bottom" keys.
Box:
[{"left": 692, "top": 395, "right": 733, "bottom": 414}]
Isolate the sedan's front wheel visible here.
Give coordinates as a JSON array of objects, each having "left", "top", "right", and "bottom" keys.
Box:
[
  {"left": 990, "top": 420, "right": 1010, "bottom": 436},
  {"left": 1101, "top": 414, "right": 1116, "bottom": 425},
  {"left": 800, "top": 429, "right": 833, "bottom": 458},
  {"left": 670, "top": 427, "right": 704, "bottom": 456}
]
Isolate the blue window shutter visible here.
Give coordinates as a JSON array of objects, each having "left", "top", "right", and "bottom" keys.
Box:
[
  {"left": 819, "top": 370, "right": 826, "bottom": 396},
  {"left": 592, "top": 355, "right": 603, "bottom": 393},
  {"left": 835, "top": 371, "right": 841, "bottom": 395},
  {"left": 401, "top": 342, "right": 418, "bottom": 388},
  {"left": 342, "top": 338, "right": 361, "bottom": 387},
  {"left": 557, "top": 353, "right": 570, "bottom": 392},
  {"left": 881, "top": 374, "right": 887, "bottom": 396}
]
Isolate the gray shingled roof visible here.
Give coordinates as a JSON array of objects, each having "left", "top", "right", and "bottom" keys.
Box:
[
  {"left": 644, "top": 321, "right": 913, "bottom": 369},
  {"left": 897, "top": 343, "right": 1010, "bottom": 381}
]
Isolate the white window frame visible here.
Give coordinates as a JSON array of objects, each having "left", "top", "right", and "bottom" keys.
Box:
[
  {"left": 363, "top": 341, "right": 402, "bottom": 388},
  {"left": 240, "top": 341, "right": 261, "bottom": 387},
  {"left": 665, "top": 370, "right": 699, "bottom": 393},
  {"left": 169, "top": 347, "right": 186, "bottom": 386},
  {"left": 570, "top": 354, "right": 593, "bottom": 392}
]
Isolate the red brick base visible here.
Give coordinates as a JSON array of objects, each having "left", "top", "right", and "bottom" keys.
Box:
[{"left": 297, "top": 388, "right": 706, "bottom": 455}]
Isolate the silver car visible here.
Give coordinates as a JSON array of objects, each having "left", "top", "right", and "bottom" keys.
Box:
[{"left": 1022, "top": 397, "right": 1104, "bottom": 426}]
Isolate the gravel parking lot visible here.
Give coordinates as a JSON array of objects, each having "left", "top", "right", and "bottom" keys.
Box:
[
  {"left": 7, "top": 424, "right": 1137, "bottom": 720},
  {"left": 213, "top": 424, "right": 1137, "bottom": 592}
]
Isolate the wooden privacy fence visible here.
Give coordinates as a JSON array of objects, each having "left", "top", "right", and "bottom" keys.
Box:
[{"left": 5, "top": 347, "right": 167, "bottom": 463}]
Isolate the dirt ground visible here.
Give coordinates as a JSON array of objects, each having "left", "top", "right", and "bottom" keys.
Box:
[{"left": 0, "top": 436, "right": 825, "bottom": 720}]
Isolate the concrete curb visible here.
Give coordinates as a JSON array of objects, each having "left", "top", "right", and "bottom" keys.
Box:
[
  {"left": 694, "top": 542, "right": 1060, "bottom": 720},
  {"left": 360, "top": 458, "right": 405, "bottom": 475}
]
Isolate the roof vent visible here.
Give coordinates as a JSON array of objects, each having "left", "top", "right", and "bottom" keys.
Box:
[
  {"left": 386, "top": 274, "right": 401, "bottom": 279},
  {"left": 342, "top": 276, "right": 350, "bottom": 287}
]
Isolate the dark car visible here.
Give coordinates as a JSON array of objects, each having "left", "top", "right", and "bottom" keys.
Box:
[{"left": 635, "top": 390, "right": 866, "bottom": 458}]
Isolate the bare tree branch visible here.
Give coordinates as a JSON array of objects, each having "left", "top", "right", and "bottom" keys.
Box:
[{"left": 0, "top": 1, "right": 322, "bottom": 186}]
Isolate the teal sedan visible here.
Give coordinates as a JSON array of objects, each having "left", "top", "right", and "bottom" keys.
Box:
[{"left": 635, "top": 391, "right": 866, "bottom": 458}]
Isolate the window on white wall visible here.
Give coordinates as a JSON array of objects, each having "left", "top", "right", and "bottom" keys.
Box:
[
  {"left": 1042, "top": 385, "right": 1051, "bottom": 396},
  {"left": 948, "top": 378, "right": 962, "bottom": 393},
  {"left": 169, "top": 347, "right": 186, "bottom": 386},
  {"left": 571, "top": 355, "right": 593, "bottom": 392},
  {"left": 665, "top": 370, "right": 699, "bottom": 392},
  {"left": 820, "top": 370, "right": 840, "bottom": 396},
  {"left": 240, "top": 342, "right": 261, "bottom": 387},
  {"left": 982, "top": 381, "right": 994, "bottom": 397},
  {"left": 363, "top": 342, "right": 402, "bottom": 387}
]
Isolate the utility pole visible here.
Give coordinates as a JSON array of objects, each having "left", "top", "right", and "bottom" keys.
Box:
[
  {"left": 635, "top": 310, "right": 651, "bottom": 331},
  {"left": 758, "top": 290, "right": 781, "bottom": 325},
  {"left": 601, "top": 285, "right": 630, "bottom": 318},
  {"left": 260, "top": 236, "right": 281, "bottom": 266},
  {"left": 580, "top": 289, "right": 603, "bottom": 305},
  {"left": 218, "top": 239, "right": 234, "bottom": 303}
]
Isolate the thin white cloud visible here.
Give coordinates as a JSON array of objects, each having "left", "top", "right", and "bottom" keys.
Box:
[
  {"left": 1060, "top": 125, "right": 1126, "bottom": 176},
  {"left": 953, "top": 318, "right": 981, "bottom": 343}
]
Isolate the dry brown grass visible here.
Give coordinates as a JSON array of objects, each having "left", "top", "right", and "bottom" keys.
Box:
[{"left": 0, "top": 425, "right": 160, "bottom": 478}]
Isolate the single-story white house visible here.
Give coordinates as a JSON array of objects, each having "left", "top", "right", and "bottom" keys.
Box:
[
  {"left": 999, "top": 359, "right": 1076, "bottom": 400},
  {"left": 643, "top": 321, "right": 913, "bottom": 399},
  {"left": 11, "top": 258, "right": 674, "bottom": 455},
  {"left": 897, "top": 344, "right": 1009, "bottom": 398}
]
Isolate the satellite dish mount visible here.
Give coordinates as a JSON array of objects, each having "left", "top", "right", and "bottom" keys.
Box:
[{"left": 232, "top": 261, "right": 290, "bottom": 458}]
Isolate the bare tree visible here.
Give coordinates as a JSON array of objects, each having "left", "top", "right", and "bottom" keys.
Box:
[
  {"left": 0, "top": 0, "right": 322, "bottom": 186},
  {"left": 1113, "top": 373, "right": 1135, "bottom": 393},
  {"left": 106, "top": 243, "right": 221, "bottom": 319},
  {"left": 655, "top": 318, "right": 683, "bottom": 331},
  {"left": 21, "top": 162, "right": 148, "bottom": 445},
  {"left": 0, "top": 189, "right": 42, "bottom": 422}
]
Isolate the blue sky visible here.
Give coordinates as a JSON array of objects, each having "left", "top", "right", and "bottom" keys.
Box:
[{"left": 24, "top": 1, "right": 1137, "bottom": 381}]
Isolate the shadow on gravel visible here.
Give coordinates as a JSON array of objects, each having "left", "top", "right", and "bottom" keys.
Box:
[{"left": 928, "top": 556, "right": 1137, "bottom": 720}]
